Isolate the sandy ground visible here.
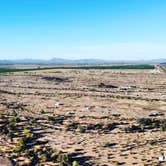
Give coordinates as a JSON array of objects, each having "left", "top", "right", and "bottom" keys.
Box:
[{"left": 0, "top": 67, "right": 166, "bottom": 165}]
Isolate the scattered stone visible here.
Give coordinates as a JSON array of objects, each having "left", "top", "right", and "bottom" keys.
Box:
[{"left": 65, "top": 112, "right": 75, "bottom": 117}]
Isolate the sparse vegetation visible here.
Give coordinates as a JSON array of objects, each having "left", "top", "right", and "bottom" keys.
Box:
[
  {"left": 0, "top": 66, "right": 165, "bottom": 165},
  {"left": 160, "top": 120, "right": 166, "bottom": 131},
  {"left": 0, "top": 115, "right": 78, "bottom": 165},
  {"left": 47, "top": 115, "right": 67, "bottom": 125},
  {"left": 57, "top": 153, "right": 69, "bottom": 166},
  {"left": 72, "top": 161, "right": 80, "bottom": 166},
  {"left": 124, "top": 124, "right": 144, "bottom": 133},
  {"left": 66, "top": 122, "right": 117, "bottom": 133}
]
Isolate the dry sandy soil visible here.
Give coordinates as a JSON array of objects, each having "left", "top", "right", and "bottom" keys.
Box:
[{"left": 0, "top": 67, "right": 166, "bottom": 166}]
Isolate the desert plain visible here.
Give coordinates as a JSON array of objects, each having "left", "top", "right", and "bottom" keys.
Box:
[{"left": 0, "top": 66, "right": 166, "bottom": 166}]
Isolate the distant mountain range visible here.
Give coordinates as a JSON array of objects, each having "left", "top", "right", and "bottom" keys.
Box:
[
  {"left": 0, "top": 58, "right": 111, "bottom": 65},
  {"left": 0, "top": 58, "right": 166, "bottom": 65}
]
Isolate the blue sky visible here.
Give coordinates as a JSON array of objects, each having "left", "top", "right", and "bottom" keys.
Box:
[{"left": 0, "top": 0, "right": 166, "bottom": 60}]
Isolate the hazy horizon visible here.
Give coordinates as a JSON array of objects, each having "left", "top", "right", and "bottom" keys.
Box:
[
  {"left": 0, "top": 0, "right": 166, "bottom": 60},
  {"left": 0, "top": 57, "right": 166, "bottom": 61}
]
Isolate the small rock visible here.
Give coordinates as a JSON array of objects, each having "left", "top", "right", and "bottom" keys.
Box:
[{"left": 66, "top": 112, "right": 75, "bottom": 117}]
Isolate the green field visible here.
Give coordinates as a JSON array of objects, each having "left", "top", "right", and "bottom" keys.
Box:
[{"left": 0, "top": 64, "right": 155, "bottom": 73}]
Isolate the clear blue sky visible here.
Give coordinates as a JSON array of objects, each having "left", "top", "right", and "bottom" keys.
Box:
[{"left": 0, "top": 0, "right": 166, "bottom": 60}]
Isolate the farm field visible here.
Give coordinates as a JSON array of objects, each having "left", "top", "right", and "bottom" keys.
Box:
[
  {"left": 0, "top": 66, "right": 166, "bottom": 165},
  {"left": 0, "top": 64, "right": 155, "bottom": 73}
]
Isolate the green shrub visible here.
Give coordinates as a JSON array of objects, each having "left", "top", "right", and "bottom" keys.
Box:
[
  {"left": 77, "top": 125, "right": 86, "bottom": 133},
  {"left": 10, "top": 116, "right": 20, "bottom": 123},
  {"left": 72, "top": 161, "right": 80, "bottom": 166},
  {"left": 125, "top": 125, "right": 144, "bottom": 133},
  {"left": 161, "top": 121, "right": 166, "bottom": 131},
  {"left": 137, "top": 118, "right": 160, "bottom": 129},
  {"left": 57, "top": 153, "right": 69, "bottom": 166},
  {"left": 23, "top": 129, "right": 35, "bottom": 139},
  {"left": 66, "top": 122, "right": 79, "bottom": 131},
  {"left": 14, "top": 138, "right": 26, "bottom": 152}
]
